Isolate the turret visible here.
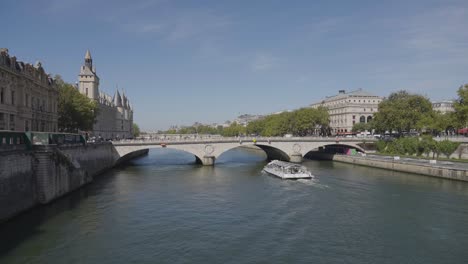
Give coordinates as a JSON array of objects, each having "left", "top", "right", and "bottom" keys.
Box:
[
  {"left": 85, "top": 50, "right": 92, "bottom": 69},
  {"left": 78, "top": 50, "right": 100, "bottom": 100}
]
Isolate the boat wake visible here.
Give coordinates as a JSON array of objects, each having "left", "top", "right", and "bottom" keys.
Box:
[{"left": 296, "top": 178, "right": 329, "bottom": 189}]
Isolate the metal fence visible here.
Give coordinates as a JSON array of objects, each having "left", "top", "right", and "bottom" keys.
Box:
[{"left": 0, "top": 131, "right": 85, "bottom": 151}]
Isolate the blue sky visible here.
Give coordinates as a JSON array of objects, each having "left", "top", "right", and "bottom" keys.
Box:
[{"left": 2, "top": 0, "right": 468, "bottom": 130}]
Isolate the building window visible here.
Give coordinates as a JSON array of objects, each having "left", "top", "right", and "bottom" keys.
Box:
[
  {"left": 86, "top": 88, "right": 88, "bottom": 96},
  {"left": 9, "top": 114, "right": 15, "bottom": 131},
  {"left": 0, "top": 113, "right": 4, "bottom": 130},
  {"left": 360, "top": 116, "right": 366, "bottom": 123},
  {"left": 25, "top": 120, "right": 29, "bottom": 131},
  {"left": 352, "top": 115, "right": 355, "bottom": 119},
  {"left": 367, "top": 116, "right": 372, "bottom": 123},
  {"left": 26, "top": 94, "right": 29, "bottom": 107},
  {"left": 11, "top": 91, "right": 15, "bottom": 105},
  {"left": 364, "top": 108, "right": 366, "bottom": 111},
  {"left": 0, "top": 88, "right": 4, "bottom": 104}
]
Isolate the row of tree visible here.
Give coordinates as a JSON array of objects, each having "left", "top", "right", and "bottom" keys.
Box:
[
  {"left": 376, "top": 136, "right": 460, "bottom": 158},
  {"left": 162, "top": 107, "right": 331, "bottom": 137},
  {"left": 353, "top": 85, "right": 468, "bottom": 135},
  {"left": 245, "top": 107, "right": 330, "bottom": 137}
]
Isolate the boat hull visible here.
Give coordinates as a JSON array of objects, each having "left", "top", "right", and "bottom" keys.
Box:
[{"left": 263, "top": 167, "right": 312, "bottom": 180}]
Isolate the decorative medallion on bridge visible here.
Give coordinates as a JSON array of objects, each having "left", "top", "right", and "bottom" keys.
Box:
[
  {"left": 292, "top": 144, "right": 301, "bottom": 154},
  {"left": 204, "top": 144, "right": 214, "bottom": 155}
]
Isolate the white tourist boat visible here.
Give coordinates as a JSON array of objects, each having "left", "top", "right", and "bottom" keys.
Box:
[{"left": 263, "top": 160, "right": 313, "bottom": 180}]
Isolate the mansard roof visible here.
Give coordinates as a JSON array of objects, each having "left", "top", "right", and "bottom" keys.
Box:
[{"left": 321, "top": 89, "right": 381, "bottom": 102}]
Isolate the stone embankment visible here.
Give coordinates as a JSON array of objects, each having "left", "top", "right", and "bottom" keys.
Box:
[
  {"left": 331, "top": 154, "right": 468, "bottom": 182},
  {"left": 0, "top": 143, "right": 148, "bottom": 223}
]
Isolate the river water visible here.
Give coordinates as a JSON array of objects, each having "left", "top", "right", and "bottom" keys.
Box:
[{"left": 2, "top": 148, "right": 468, "bottom": 264}]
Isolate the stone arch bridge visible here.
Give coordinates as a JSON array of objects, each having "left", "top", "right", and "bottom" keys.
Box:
[{"left": 113, "top": 137, "right": 375, "bottom": 165}]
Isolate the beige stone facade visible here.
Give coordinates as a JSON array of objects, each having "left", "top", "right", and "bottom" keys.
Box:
[
  {"left": 432, "top": 100, "right": 455, "bottom": 114},
  {"left": 310, "top": 89, "right": 383, "bottom": 134},
  {"left": 78, "top": 50, "right": 133, "bottom": 139},
  {"left": 0, "top": 48, "right": 58, "bottom": 132}
]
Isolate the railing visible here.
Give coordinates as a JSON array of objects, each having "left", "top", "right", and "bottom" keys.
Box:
[
  {"left": 27, "top": 132, "right": 86, "bottom": 146},
  {"left": 112, "top": 136, "right": 378, "bottom": 145},
  {"left": 0, "top": 131, "right": 86, "bottom": 151},
  {"left": 0, "top": 131, "right": 29, "bottom": 151}
]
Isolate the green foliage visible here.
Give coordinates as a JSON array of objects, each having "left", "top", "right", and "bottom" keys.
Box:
[
  {"left": 438, "top": 140, "right": 460, "bottom": 158},
  {"left": 376, "top": 140, "right": 387, "bottom": 152},
  {"left": 221, "top": 122, "right": 246, "bottom": 137},
  {"left": 373, "top": 90, "right": 434, "bottom": 134},
  {"left": 246, "top": 107, "right": 330, "bottom": 137},
  {"left": 428, "top": 112, "right": 457, "bottom": 135},
  {"left": 352, "top": 122, "right": 370, "bottom": 132},
  {"left": 133, "top": 123, "right": 140, "bottom": 138},
  {"left": 454, "top": 84, "right": 468, "bottom": 128},
  {"left": 162, "top": 124, "right": 222, "bottom": 135},
  {"left": 161, "top": 107, "right": 330, "bottom": 137},
  {"left": 377, "top": 136, "right": 459, "bottom": 159},
  {"left": 56, "top": 75, "right": 99, "bottom": 133}
]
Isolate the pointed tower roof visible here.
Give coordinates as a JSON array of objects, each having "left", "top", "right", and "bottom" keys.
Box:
[
  {"left": 114, "top": 90, "right": 122, "bottom": 107},
  {"left": 122, "top": 90, "right": 128, "bottom": 107},
  {"left": 85, "top": 50, "right": 92, "bottom": 60},
  {"left": 126, "top": 98, "right": 131, "bottom": 109}
]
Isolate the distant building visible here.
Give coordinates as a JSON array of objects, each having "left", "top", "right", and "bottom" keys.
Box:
[
  {"left": 0, "top": 48, "right": 58, "bottom": 132},
  {"left": 234, "top": 114, "right": 264, "bottom": 126},
  {"left": 310, "top": 89, "right": 383, "bottom": 134},
  {"left": 78, "top": 50, "right": 133, "bottom": 139},
  {"left": 432, "top": 100, "right": 455, "bottom": 114}
]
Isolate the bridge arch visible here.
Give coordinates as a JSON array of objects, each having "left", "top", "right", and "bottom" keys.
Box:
[
  {"left": 114, "top": 144, "right": 207, "bottom": 165},
  {"left": 216, "top": 144, "right": 290, "bottom": 163},
  {"left": 303, "top": 143, "right": 366, "bottom": 160}
]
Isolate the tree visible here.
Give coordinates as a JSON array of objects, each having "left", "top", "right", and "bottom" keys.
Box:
[
  {"left": 56, "top": 75, "right": 99, "bottom": 133},
  {"left": 245, "top": 107, "right": 329, "bottom": 137},
  {"left": 221, "top": 122, "right": 246, "bottom": 137},
  {"left": 133, "top": 123, "right": 141, "bottom": 138},
  {"left": 454, "top": 84, "right": 468, "bottom": 129},
  {"left": 352, "top": 122, "right": 370, "bottom": 133},
  {"left": 438, "top": 140, "right": 460, "bottom": 158},
  {"left": 372, "top": 90, "right": 434, "bottom": 134}
]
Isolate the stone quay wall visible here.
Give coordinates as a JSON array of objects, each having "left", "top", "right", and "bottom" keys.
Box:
[
  {"left": 331, "top": 155, "right": 468, "bottom": 182},
  {"left": 0, "top": 150, "right": 36, "bottom": 223},
  {"left": 0, "top": 143, "right": 148, "bottom": 223}
]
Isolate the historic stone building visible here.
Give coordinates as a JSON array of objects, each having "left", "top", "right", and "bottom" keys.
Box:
[
  {"left": 0, "top": 48, "right": 58, "bottom": 132},
  {"left": 310, "top": 89, "right": 383, "bottom": 134},
  {"left": 432, "top": 100, "right": 455, "bottom": 114},
  {"left": 78, "top": 50, "right": 133, "bottom": 139}
]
